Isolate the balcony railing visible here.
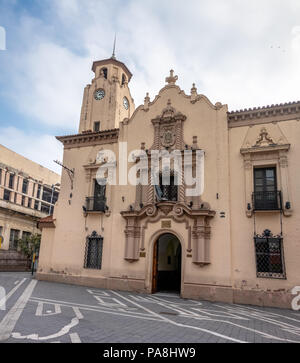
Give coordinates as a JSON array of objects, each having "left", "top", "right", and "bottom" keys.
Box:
[
  {"left": 252, "top": 191, "right": 282, "bottom": 211},
  {"left": 85, "top": 197, "right": 107, "bottom": 212}
]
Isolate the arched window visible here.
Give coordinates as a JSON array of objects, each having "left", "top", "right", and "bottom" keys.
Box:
[
  {"left": 100, "top": 67, "right": 108, "bottom": 79},
  {"left": 121, "top": 74, "right": 126, "bottom": 85}
]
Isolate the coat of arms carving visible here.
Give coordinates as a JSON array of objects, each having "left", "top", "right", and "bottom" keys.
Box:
[{"left": 161, "top": 126, "right": 176, "bottom": 147}]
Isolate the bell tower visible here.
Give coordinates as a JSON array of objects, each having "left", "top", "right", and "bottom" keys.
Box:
[{"left": 78, "top": 55, "right": 135, "bottom": 133}]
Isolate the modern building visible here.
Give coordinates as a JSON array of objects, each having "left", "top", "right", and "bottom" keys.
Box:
[
  {"left": 37, "top": 54, "right": 300, "bottom": 309},
  {"left": 0, "top": 144, "right": 60, "bottom": 251}
]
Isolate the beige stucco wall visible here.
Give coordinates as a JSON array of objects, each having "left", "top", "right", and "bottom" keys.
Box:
[
  {"left": 37, "top": 62, "right": 300, "bottom": 309},
  {"left": 229, "top": 120, "right": 300, "bottom": 294}
]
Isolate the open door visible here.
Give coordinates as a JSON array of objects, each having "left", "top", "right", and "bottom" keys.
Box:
[{"left": 152, "top": 233, "right": 182, "bottom": 294}]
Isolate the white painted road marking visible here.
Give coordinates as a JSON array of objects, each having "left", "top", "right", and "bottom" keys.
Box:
[
  {"left": 0, "top": 278, "right": 27, "bottom": 310},
  {"left": 12, "top": 307, "right": 83, "bottom": 341},
  {"left": 70, "top": 332, "right": 81, "bottom": 343},
  {"left": 110, "top": 290, "right": 247, "bottom": 343},
  {"left": 0, "top": 280, "right": 37, "bottom": 341},
  {"left": 35, "top": 302, "right": 62, "bottom": 316}
]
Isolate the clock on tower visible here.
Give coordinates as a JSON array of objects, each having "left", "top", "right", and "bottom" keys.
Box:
[{"left": 78, "top": 55, "right": 135, "bottom": 133}]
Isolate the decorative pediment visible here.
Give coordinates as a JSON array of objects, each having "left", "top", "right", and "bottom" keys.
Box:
[
  {"left": 240, "top": 124, "right": 290, "bottom": 155},
  {"left": 150, "top": 99, "right": 187, "bottom": 151},
  {"left": 154, "top": 99, "right": 186, "bottom": 122},
  {"left": 254, "top": 128, "right": 275, "bottom": 147}
]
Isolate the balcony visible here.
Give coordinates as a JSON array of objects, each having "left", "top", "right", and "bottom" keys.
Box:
[
  {"left": 252, "top": 191, "right": 282, "bottom": 211},
  {"left": 85, "top": 197, "right": 107, "bottom": 213}
]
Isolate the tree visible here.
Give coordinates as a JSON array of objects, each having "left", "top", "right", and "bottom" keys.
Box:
[{"left": 17, "top": 234, "right": 41, "bottom": 260}]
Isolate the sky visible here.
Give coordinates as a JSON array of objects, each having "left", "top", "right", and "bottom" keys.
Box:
[{"left": 0, "top": 0, "right": 299, "bottom": 174}]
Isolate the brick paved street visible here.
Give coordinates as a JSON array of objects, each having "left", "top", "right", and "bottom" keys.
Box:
[{"left": 0, "top": 272, "right": 299, "bottom": 343}]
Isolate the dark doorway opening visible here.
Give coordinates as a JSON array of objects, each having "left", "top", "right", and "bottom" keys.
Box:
[{"left": 152, "top": 233, "right": 182, "bottom": 294}]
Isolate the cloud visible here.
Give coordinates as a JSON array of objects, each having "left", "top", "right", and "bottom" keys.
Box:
[
  {"left": 9, "top": 42, "right": 91, "bottom": 129},
  {"left": 0, "top": 127, "right": 63, "bottom": 174},
  {"left": 0, "top": 0, "right": 300, "bottom": 175}
]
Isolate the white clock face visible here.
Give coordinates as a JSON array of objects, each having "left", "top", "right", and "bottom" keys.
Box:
[
  {"left": 94, "top": 89, "right": 105, "bottom": 100},
  {"left": 123, "top": 97, "right": 129, "bottom": 110}
]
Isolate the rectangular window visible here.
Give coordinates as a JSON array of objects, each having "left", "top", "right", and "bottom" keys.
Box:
[
  {"left": 157, "top": 173, "right": 178, "bottom": 202},
  {"left": 32, "top": 183, "right": 36, "bottom": 197},
  {"left": 41, "top": 203, "right": 50, "bottom": 214},
  {"left": 22, "top": 179, "right": 28, "bottom": 194},
  {"left": 37, "top": 184, "right": 41, "bottom": 199},
  {"left": 9, "top": 174, "right": 14, "bottom": 189},
  {"left": 0, "top": 169, "right": 2, "bottom": 185},
  {"left": 52, "top": 191, "right": 59, "bottom": 204},
  {"left": 22, "top": 195, "right": 25, "bottom": 206},
  {"left": 28, "top": 198, "right": 32, "bottom": 208},
  {"left": 254, "top": 230, "right": 285, "bottom": 279},
  {"left": 0, "top": 226, "right": 3, "bottom": 236},
  {"left": 22, "top": 231, "right": 31, "bottom": 240},
  {"left": 34, "top": 200, "right": 39, "bottom": 210},
  {"left": 3, "top": 189, "right": 10, "bottom": 201},
  {"left": 84, "top": 232, "right": 103, "bottom": 269},
  {"left": 94, "top": 121, "right": 100, "bottom": 132},
  {"left": 253, "top": 167, "right": 280, "bottom": 210},
  {"left": 42, "top": 187, "right": 52, "bottom": 203},
  {"left": 86, "top": 179, "right": 106, "bottom": 212},
  {"left": 9, "top": 229, "right": 20, "bottom": 250}
]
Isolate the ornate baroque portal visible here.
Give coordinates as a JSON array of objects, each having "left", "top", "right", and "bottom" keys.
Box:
[{"left": 121, "top": 100, "right": 216, "bottom": 265}]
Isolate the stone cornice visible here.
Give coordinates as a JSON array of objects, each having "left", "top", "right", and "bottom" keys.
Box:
[
  {"left": 228, "top": 101, "right": 300, "bottom": 128},
  {"left": 121, "top": 202, "right": 216, "bottom": 220},
  {"left": 240, "top": 143, "right": 290, "bottom": 155},
  {"left": 56, "top": 129, "right": 119, "bottom": 149}
]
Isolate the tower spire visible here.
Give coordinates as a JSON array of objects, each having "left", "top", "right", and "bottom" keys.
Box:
[{"left": 111, "top": 34, "right": 116, "bottom": 60}]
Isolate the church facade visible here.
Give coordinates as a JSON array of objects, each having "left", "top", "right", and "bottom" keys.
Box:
[{"left": 37, "top": 56, "right": 300, "bottom": 309}]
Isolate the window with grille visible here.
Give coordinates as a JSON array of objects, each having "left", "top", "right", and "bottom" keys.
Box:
[
  {"left": 159, "top": 173, "right": 178, "bottom": 201},
  {"left": 84, "top": 231, "right": 103, "bottom": 270},
  {"left": 254, "top": 229, "right": 285, "bottom": 279}
]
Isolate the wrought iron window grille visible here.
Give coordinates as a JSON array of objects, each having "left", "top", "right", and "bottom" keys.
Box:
[
  {"left": 252, "top": 191, "right": 282, "bottom": 211},
  {"left": 254, "top": 229, "right": 286, "bottom": 279},
  {"left": 85, "top": 196, "right": 107, "bottom": 212},
  {"left": 84, "top": 231, "right": 103, "bottom": 270}
]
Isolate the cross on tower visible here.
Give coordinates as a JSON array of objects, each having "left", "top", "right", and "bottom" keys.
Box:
[{"left": 165, "top": 69, "right": 178, "bottom": 85}]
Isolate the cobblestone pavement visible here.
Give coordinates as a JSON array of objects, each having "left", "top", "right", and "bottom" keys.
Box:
[{"left": 0, "top": 272, "right": 299, "bottom": 343}]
